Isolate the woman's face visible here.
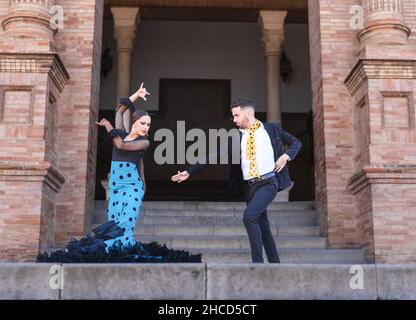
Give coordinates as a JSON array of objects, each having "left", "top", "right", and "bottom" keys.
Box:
[{"left": 132, "top": 115, "right": 151, "bottom": 136}]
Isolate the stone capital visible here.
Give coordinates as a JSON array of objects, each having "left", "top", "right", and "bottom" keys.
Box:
[
  {"left": 258, "top": 10, "right": 287, "bottom": 56},
  {"left": 111, "top": 7, "right": 140, "bottom": 27},
  {"left": 111, "top": 7, "right": 140, "bottom": 53},
  {"left": 113, "top": 25, "right": 138, "bottom": 53}
]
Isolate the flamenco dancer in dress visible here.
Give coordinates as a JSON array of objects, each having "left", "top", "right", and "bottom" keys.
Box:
[
  {"left": 37, "top": 83, "right": 201, "bottom": 263},
  {"left": 96, "top": 83, "right": 151, "bottom": 251}
]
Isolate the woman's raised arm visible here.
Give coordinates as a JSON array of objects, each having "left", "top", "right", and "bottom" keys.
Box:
[
  {"left": 115, "top": 83, "right": 150, "bottom": 131},
  {"left": 115, "top": 98, "right": 135, "bottom": 131}
]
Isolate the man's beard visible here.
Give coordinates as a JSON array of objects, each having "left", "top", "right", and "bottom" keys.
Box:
[{"left": 241, "top": 115, "right": 250, "bottom": 129}]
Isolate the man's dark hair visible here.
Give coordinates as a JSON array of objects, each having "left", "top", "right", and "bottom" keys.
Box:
[{"left": 230, "top": 98, "right": 256, "bottom": 110}]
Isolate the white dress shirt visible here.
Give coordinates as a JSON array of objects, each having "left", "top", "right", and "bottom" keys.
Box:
[{"left": 240, "top": 122, "right": 276, "bottom": 180}]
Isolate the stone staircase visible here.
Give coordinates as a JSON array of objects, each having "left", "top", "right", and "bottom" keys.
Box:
[{"left": 93, "top": 200, "right": 366, "bottom": 264}]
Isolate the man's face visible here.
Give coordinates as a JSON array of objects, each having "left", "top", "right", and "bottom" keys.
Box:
[{"left": 231, "top": 106, "right": 250, "bottom": 129}]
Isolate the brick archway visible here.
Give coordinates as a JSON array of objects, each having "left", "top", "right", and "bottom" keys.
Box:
[{"left": 1, "top": 0, "right": 415, "bottom": 263}]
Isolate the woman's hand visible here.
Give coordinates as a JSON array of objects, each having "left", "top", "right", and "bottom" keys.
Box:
[
  {"left": 129, "top": 83, "right": 150, "bottom": 103},
  {"left": 137, "top": 83, "right": 150, "bottom": 101},
  {"left": 95, "top": 118, "right": 110, "bottom": 127},
  {"left": 95, "top": 118, "right": 113, "bottom": 131}
]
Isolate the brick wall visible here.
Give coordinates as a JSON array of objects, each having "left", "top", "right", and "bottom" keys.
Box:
[
  {"left": 346, "top": 0, "right": 416, "bottom": 263},
  {"left": 0, "top": 2, "right": 8, "bottom": 25},
  {"left": 353, "top": 183, "right": 375, "bottom": 261},
  {"left": 373, "top": 183, "right": 416, "bottom": 263},
  {"left": 401, "top": 0, "right": 415, "bottom": 44},
  {"left": 0, "top": 0, "right": 102, "bottom": 259},
  {"left": 0, "top": 179, "right": 43, "bottom": 260},
  {"left": 307, "top": 0, "right": 328, "bottom": 237},
  {"left": 308, "top": 0, "right": 362, "bottom": 248},
  {"left": 367, "top": 79, "right": 416, "bottom": 165},
  {"left": 53, "top": 0, "right": 103, "bottom": 246},
  {"left": 0, "top": 57, "right": 66, "bottom": 260}
]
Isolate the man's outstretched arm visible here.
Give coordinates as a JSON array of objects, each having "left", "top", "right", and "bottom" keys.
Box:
[
  {"left": 170, "top": 153, "right": 213, "bottom": 183},
  {"left": 171, "top": 140, "right": 228, "bottom": 183}
]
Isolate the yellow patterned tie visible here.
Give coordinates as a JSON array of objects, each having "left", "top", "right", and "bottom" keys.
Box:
[{"left": 245, "top": 119, "right": 262, "bottom": 178}]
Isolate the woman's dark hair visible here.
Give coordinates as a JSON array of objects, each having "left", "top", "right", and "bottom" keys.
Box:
[{"left": 131, "top": 109, "right": 149, "bottom": 125}]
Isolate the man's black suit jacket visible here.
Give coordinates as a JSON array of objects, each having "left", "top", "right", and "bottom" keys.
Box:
[{"left": 187, "top": 122, "right": 302, "bottom": 193}]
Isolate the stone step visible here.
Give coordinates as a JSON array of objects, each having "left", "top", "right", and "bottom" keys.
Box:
[
  {"left": 136, "top": 215, "right": 317, "bottom": 227},
  {"left": 140, "top": 208, "right": 317, "bottom": 217},
  {"left": 94, "top": 213, "right": 317, "bottom": 226},
  {"left": 144, "top": 201, "right": 315, "bottom": 211},
  {"left": 94, "top": 209, "right": 316, "bottom": 221},
  {"left": 94, "top": 210, "right": 317, "bottom": 224},
  {"left": 135, "top": 235, "right": 327, "bottom": 250},
  {"left": 188, "top": 248, "right": 366, "bottom": 264},
  {"left": 94, "top": 200, "right": 314, "bottom": 212},
  {"left": 134, "top": 224, "right": 320, "bottom": 237},
  {"left": 5, "top": 263, "right": 415, "bottom": 300}
]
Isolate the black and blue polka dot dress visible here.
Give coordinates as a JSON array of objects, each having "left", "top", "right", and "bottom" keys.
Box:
[
  {"left": 105, "top": 160, "right": 145, "bottom": 249},
  {"left": 104, "top": 99, "right": 150, "bottom": 250}
]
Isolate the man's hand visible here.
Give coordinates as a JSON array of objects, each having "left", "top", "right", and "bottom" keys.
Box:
[
  {"left": 274, "top": 154, "right": 290, "bottom": 173},
  {"left": 171, "top": 171, "right": 190, "bottom": 183}
]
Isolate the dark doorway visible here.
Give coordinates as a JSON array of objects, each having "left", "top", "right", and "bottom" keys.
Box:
[{"left": 145, "top": 78, "right": 234, "bottom": 200}]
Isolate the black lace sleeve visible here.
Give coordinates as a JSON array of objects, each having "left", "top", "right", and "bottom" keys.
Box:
[
  {"left": 108, "top": 129, "right": 150, "bottom": 151},
  {"left": 115, "top": 98, "right": 136, "bottom": 131}
]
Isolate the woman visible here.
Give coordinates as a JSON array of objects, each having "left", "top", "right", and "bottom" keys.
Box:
[
  {"left": 37, "top": 83, "right": 201, "bottom": 263},
  {"left": 95, "top": 83, "right": 151, "bottom": 250}
]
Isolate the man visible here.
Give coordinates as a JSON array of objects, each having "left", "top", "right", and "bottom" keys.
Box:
[{"left": 171, "top": 98, "right": 302, "bottom": 263}]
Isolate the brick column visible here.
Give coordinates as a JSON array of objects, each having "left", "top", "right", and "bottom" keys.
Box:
[
  {"left": 111, "top": 7, "right": 139, "bottom": 132},
  {"left": 53, "top": 0, "right": 104, "bottom": 248},
  {"left": 1, "top": 0, "right": 57, "bottom": 52},
  {"left": 358, "top": 0, "right": 410, "bottom": 49},
  {"left": 0, "top": 0, "right": 69, "bottom": 260},
  {"left": 258, "top": 10, "right": 287, "bottom": 123},
  {"left": 2, "top": 0, "right": 55, "bottom": 37},
  {"left": 345, "top": 0, "right": 416, "bottom": 263}
]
